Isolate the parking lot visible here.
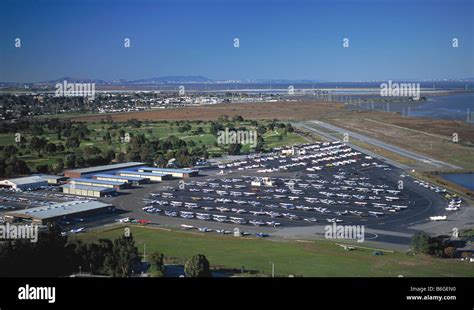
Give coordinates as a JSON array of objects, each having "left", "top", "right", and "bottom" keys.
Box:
[
  {"left": 0, "top": 141, "right": 456, "bottom": 243},
  {"left": 110, "top": 142, "right": 450, "bottom": 242}
]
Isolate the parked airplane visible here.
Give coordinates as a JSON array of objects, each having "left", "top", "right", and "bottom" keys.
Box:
[
  {"left": 249, "top": 219, "right": 265, "bottom": 226},
  {"left": 69, "top": 227, "right": 85, "bottom": 234},
  {"left": 229, "top": 217, "right": 246, "bottom": 224},
  {"left": 326, "top": 218, "right": 343, "bottom": 223},
  {"left": 430, "top": 216, "right": 447, "bottom": 221},
  {"left": 213, "top": 215, "right": 228, "bottom": 222},
  {"left": 198, "top": 227, "right": 212, "bottom": 232}
]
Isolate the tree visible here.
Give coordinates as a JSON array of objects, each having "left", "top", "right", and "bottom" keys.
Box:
[
  {"left": 36, "top": 164, "right": 50, "bottom": 174},
  {"left": 227, "top": 143, "right": 241, "bottom": 155},
  {"left": 64, "top": 154, "right": 77, "bottom": 168},
  {"left": 149, "top": 252, "right": 165, "bottom": 277},
  {"left": 411, "top": 232, "right": 431, "bottom": 254},
  {"left": 45, "top": 143, "right": 57, "bottom": 154},
  {"left": 184, "top": 254, "right": 212, "bottom": 277},
  {"left": 30, "top": 136, "right": 47, "bottom": 156},
  {"left": 103, "top": 131, "right": 112, "bottom": 143},
  {"left": 112, "top": 235, "right": 140, "bottom": 277},
  {"left": 411, "top": 232, "right": 449, "bottom": 257},
  {"left": 66, "top": 136, "right": 80, "bottom": 149},
  {"left": 443, "top": 246, "right": 457, "bottom": 258}
]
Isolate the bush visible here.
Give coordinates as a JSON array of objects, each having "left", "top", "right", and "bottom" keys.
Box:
[{"left": 184, "top": 254, "right": 212, "bottom": 278}]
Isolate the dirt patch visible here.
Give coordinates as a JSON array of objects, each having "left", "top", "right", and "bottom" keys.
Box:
[{"left": 70, "top": 101, "right": 344, "bottom": 122}]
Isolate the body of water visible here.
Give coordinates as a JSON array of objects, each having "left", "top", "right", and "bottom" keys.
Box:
[
  {"left": 409, "top": 93, "right": 474, "bottom": 121},
  {"left": 441, "top": 173, "right": 474, "bottom": 190}
]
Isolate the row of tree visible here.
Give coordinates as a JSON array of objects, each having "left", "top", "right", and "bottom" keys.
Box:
[
  {"left": 410, "top": 232, "right": 471, "bottom": 259},
  {"left": 0, "top": 224, "right": 213, "bottom": 277}
]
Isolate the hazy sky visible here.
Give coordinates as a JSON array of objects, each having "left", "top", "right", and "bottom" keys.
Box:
[{"left": 1, "top": 0, "right": 473, "bottom": 82}]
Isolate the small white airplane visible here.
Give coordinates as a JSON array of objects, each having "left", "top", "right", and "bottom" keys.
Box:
[
  {"left": 326, "top": 218, "right": 343, "bottom": 223},
  {"left": 369, "top": 211, "right": 384, "bottom": 217},
  {"left": 213, "top": 215, "right": 228, "bottom": 222},
  {"left": 249, "top": 219, "right": 265, "bottom": 226},
  {"left": 430, "top": 215, "right": 447, "bottom": 221},
  {"left": 198, "top": 227, "right": 212, "bottom": 232},
  {"left": 196, "top": 213, "right": 211, "bottom": 220},
  {"left": 181, "top": 224, "right": 194, "bottom": 230},
  {"left": 229, "top": 217, "right": 246, "bottom": 224},
  {"left": 69, "top": 227, "right": 85, "bottom": 234},
  {"left": 116, "top": 217, "right": 130, "bottom": 223},
  {"left": 180, "top": 212, "right": 194, "bottom": 219},
  {"left": 445, "top": 206, "right": 459, "bottom": 211},
  {"left": 216, "top": 229, "right": 231, "bottom": 234}
]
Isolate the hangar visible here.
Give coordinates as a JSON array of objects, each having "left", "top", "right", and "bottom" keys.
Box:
[
  {"left": 0, "top": 176, "right": 48, "bottom": 191},
  {"left": 116, "top": 171, "right": 171, "bottom": 182},
  {"left": 138, "top": 167, "right": 199, "bottom": 178},
  {"left": 3, "top": 200, "right": 114, "bottom": 225},
  {"left": 61, "top": 184, "right": 116, "bottom": 197},
  {"left": 92, "top": 174, "right": 149, "bottom": 185},
  {"left": 37, "top": 174, "right": 69, "bottom": 185},
  {"left": 69, "top": 178, "right": 128, "bottom": 190}
]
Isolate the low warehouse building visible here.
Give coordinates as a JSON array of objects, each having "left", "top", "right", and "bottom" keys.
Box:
[
  {"left": 61, "top": 184, "right": 116, "bottom": 197},
  {"left": 69, "top": 178, "right": 127, "bottom": 190},
  {"left": 116, "top": 171, "right": 171, "bottom": 182},
  {"left": 0, "top": 176, "right": 48, "bottom": 191},
  {"left": 3, "top": 200, "right": 114, "bottom": 225},
  {"left": 37, "top": 174, "right": 69, "bottom": 185},
  {"left": 92, "top": 174, "right": 149, "bottom": 185},
  {"left": 138, "top": 167, "right": 199, "bottom": 178}
]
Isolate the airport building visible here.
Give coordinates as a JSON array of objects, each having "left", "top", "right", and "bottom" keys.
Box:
[
  {"left": 61, "top": 184, "right": 116, "bottom": 197},
  {"left": 0, "top": 176, "right": 48, "bottom": 191},
  {"left": 69, "top": 178, "right": 128, "bottom": 190},
  {"left": 138, "top": 167, "right": 199, "bottom": 178},
  {"left": 92, "top": 174, "right": 149, "bottom": 185},
  {"left": 3, "top": 200, "right": 114, "bottom": 225},
  {"left": 64, "top": 162, "right": 146, "bottom": 178},
  {"left": 36, "top": 174, "right": 69, "bottom": 185},
  {"left": 116, "top": 171, "right": 171, "bottom": 182}
]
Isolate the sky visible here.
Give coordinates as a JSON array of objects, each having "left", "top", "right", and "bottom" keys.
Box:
[{"left": 0, "top": 0, "right": 473, "bottom": 82}]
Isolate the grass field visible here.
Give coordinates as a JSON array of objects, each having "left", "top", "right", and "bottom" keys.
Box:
[{"left": 75, "top": 225, "right": 474, "bottom": 277}]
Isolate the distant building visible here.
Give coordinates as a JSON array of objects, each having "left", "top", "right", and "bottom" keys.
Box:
[{"left": 0, "top": 176, "right": 48, "bottom": 191}]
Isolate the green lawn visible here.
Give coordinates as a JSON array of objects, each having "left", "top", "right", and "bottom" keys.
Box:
[
  {"left": 75, "top": 225, "right": 474, "bottom": 277},
  {"left": 2, "top": 120, "right": 306, "bottom": 171}
]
